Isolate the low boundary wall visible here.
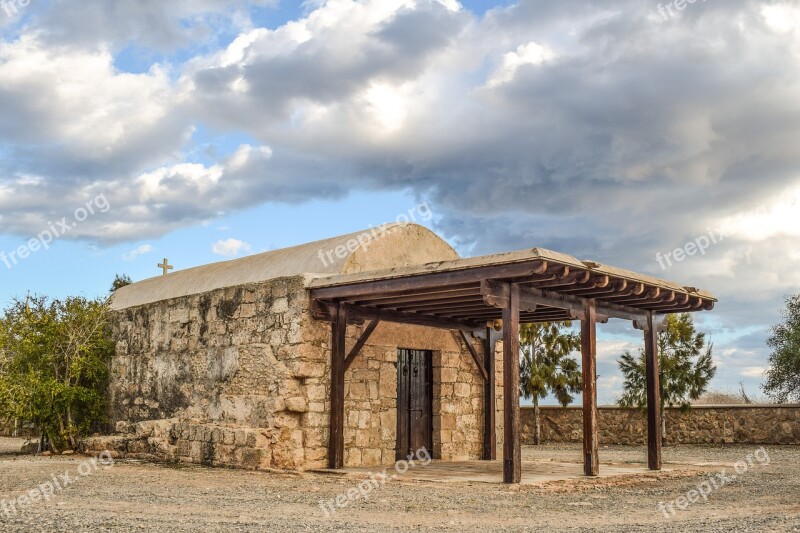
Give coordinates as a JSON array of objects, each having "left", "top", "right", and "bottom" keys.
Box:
[{"left": 521, "top": 405, "right": 800, "bottom": 445}]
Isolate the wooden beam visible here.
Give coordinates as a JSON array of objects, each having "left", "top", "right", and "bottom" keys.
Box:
[
  {"left": 403, "top": 302, "right": 488, "bottom": 313},
  {"left": 385, "top": 295, "right": 483, "bottom": 311},
  {"left": 562, "top": 279, "right": 627, "bottom": 297},
  {"left": 309, "top": 260, "right": 548, "bottom": 301},
  {"left": 558, "top": 274, "right": 612, "bottom": 293},
  {"left": 612, "top": 287, "right": 663, "bottom": 305},
  {"left": 313, "top": 301, "right": 481, "bottom": 331},
  {"left": 644, "top": 312, "right": 662, "bottom": 470},
  {"left": 310, "top": 298, "right": 337, "bottom": 321},
  {"left": 581, "top": 300, "right": 599, "bottom": 477},
  {"left": 328, "top": 303, "right": 347, "bottom": 469},
  {"left": 633, "top": 314, "right": 668, "bottom": 333},
  {"left": 481, "top": 282, "right": 648, "bottom": 323},
  {"left": 533, "top": 270, "right": 591, "bottom": 289},
  {"left": 349, "top": 286, "right": 479, "bottom": 306},
  {"left": 344, "top": 320, "right": 380, "bottom": 371},
  {"left": 483, "top": 328, "right": 498, "bottom": 460},
  {"left": 349, "top": 306, "right": 480, "bottom": 331},
  {"left": 503, "top": 284, "right": 521, "bottom": 484},
  {"left": 459, "top": 330, "right": 488, "bottom": 381}
]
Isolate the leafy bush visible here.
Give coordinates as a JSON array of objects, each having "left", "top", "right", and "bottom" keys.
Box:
[
  {"left": 0, "top": 296, "right": 113, "bottom": 452},
  {"left": 763, "top": 294, "right": 800, "bottom": 403}
]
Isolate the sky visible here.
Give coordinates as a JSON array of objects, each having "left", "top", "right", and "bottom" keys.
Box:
[{"left": 0, "top": 0, "right": 798, "bottom": 404}]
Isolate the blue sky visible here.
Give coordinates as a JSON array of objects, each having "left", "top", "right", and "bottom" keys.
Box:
[{"left": 1, "top": 0, "right": 799, "bottom": 404}]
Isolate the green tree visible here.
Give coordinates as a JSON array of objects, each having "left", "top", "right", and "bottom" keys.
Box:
[
  {"left": 110, "top": 274, "right": 132, "bottom": 293},
  {"left": 0, "top": 296, "right": 113, "bottom": 452},
  {"left": 519, "top": 322, "right": 582, "bottom": 445},
  {"left": 618, "top": 313, "right": 716, "bottom": 441},
  {"left": 763, "top": 294, "right": 800, "bottom": 403}
]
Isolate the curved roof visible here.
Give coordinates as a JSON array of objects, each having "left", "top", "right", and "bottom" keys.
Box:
[{"left": 110, "top": 223, "right": 459, "bottom": 310}]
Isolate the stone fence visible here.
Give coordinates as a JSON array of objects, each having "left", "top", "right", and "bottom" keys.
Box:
[
  {"left": 521, "top": 405, "right": 800, "bottom": 445},
  {"left": 0, "top": 423, "right": 38, "bottom": 439}
]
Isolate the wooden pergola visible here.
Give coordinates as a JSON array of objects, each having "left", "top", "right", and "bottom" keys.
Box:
[{"left": 308, "top": 248, "right": 716, "bottom": 483}]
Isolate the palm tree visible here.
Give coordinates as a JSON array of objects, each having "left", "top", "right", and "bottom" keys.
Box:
[{"left": 519, "top": 322, "right": 582, "bottom": 445}]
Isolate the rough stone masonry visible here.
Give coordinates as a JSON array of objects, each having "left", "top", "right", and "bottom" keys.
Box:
[{"left": 82, "top": 225, "right": 504, "bottom": 471}]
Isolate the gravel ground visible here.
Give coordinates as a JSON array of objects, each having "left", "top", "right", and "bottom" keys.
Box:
[{"left": 0, "top": 439, "right": 798, "bottom": 532}]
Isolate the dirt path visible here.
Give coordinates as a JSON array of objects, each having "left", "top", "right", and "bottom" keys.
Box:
[{"left": 1, "top": 441, "right": 798, "bottom": 532}]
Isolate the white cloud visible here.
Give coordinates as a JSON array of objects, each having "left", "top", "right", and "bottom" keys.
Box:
[
  {"left": 0, "top": 34, "right": 186, "bottom": 157},
  {"left": 362, "top": 82, "right": 411, "bottom": 133},
  {"left": 740, "top": 367, "right": 766, "bottom": 378},
  {"left": 487, "top": 42, "right": 555, "bottom": 87},
  {"left": 721, "top": 185, "right": 800, "bottom": 241},
  {"left": 597, "top": 375, "right": 623, "bottom": 405},
  {"left": 597, "top": 339, "right": 638, "bottom": 362},
  {"left": 122, "top": 244, "right": 154, "bottom": 262},
  {"left": 761, "top": 3, "right": 800, "bottom": 34},
  {"left": 212, "top": 238, "right": 252, "bottom": 257},
  {"left": 0, "top": 144, "right": 276, "bottom": 243}
]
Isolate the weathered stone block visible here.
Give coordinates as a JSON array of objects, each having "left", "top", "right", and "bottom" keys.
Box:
[
  {"left": 240, "top": 448, "right": 264, "bottom": 469},
  {"left": 116, "top": 421, "right": 135, "bottom": 434},
  {"left": 361, "top": 449, "right": 381, "bottom": 466},
  {"left": 440, "top": 368, "right": 458, "bottom": 383},
  {"left": 176, "top": 440, "right": 191, "bottom": 457},
  {"left": 308, "top": 402, "right": 326, "bottom": 413},
  {"left": 346, "top": 448, "right": 362, "bottom": 465},
  {"left": 306, "top": 385, "right": 327, "bottom": 402},
  {"left": 285, "top": 397, "right": 308, "bottom": 413},
  {"left": 441, "top": 414, "right": 456, "bottom": 430},
  {"left": 270, "top": 298, "right": 289, "bottom": 314},
  {"left": 347, "top": 382, "right": 368, "bottom": 400},
  {"left": 134, "top": 421, "right": 155, "bottom": 438}
]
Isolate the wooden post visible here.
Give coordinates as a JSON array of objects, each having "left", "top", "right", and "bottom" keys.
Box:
[
  {"left": 644, "top": 312, "right": 662, "bottom": 470},
  {"left": 328, "top": 303, "right": 347, "bottom": 469},
  {"left": 482, "top": 327, "right": 498, "bottom": 460},
  {"left": 581, "top": 299, "right": 599, "bottom": 476},
  {"left": 502, "top": 285, "right": 521, "bottom": 483}
]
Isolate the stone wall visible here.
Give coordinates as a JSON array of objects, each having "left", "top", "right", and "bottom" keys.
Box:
[
  {"left": 333, "top": 322, "right": 496, "bottom": 467},
  {"left": 521, "top": 405, "right": 800, "bottom": 445},
  {"left": 100, "top": 275, "right": 494, "bottom": 471},
  {"left": 107, "top": 276, "right": 327, "bottom": 470},
  {"left": 0, "top": 423, "right": 38, "bottom": 438}
]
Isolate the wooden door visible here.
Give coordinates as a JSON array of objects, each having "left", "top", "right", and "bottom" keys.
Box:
[{"left": 396, "top": 349, "right": 433, "bottom": 460}]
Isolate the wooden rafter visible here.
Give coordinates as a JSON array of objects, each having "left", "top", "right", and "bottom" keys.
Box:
[
  {"left": 310, "top": 261, "right": 549, "bottom": 300},
  {"left": 458, "top": 330, "right": 488, "bottom": 381},
  {"left": 344, "top": 320, "right": 380, "bottom": 371}
]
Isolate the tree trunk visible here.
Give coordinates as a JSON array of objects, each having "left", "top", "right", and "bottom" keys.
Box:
[
  {"left": 533, "top": 398, "right": 541, "bottom": 446},
  {"left": 661, "top": 405, "right": 666, "bottom": 447},
  {"left": 66, "top": 405, "right": 78, "bottom": 450}
]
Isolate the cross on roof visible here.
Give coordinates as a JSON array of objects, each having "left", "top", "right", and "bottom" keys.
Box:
[{"left": 158, "top": 258, "right": 174, "bottom": 276}]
